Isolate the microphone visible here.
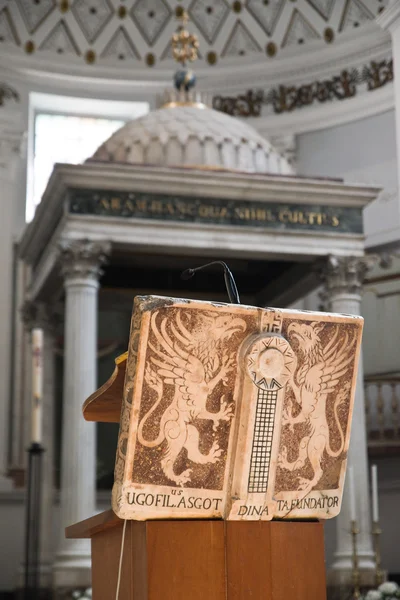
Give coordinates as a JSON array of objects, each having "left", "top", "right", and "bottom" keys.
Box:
[
  {"left": 180, "top": 261, "right": 240, "bottom": 304},
  {"left": 181, "top": 268, "right": 196, "bottom": 281}
]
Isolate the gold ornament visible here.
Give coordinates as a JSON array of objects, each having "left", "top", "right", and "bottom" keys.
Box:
[{"left": 171, "top": 9, "right": 199, "bottom": 66}]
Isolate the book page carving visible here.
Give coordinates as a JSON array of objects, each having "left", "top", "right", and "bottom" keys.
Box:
[{"left": 110, "top": 296, "right": 363, "bottom": 521}]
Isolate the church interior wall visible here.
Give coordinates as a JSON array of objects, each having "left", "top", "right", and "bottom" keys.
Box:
[
  {"left": 0, "top": 5, "right": 398, "bottom": 589},
  {"left": 296, "top": 109, "right": 399, "bottom": 248}
]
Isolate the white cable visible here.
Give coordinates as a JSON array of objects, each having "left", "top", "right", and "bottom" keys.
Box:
[{"left": 115, "top": 519, "right": 127, "bottom": 600}]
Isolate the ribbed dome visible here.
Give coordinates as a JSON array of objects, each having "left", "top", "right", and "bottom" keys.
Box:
[{"left": 90, "top": 105, "right": 292, "bottom": 174}]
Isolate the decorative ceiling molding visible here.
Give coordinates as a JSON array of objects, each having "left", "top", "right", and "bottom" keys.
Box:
[
  {"left": 71, "top": 0, "right": 113, "bottom": 44},
  {"left": 39, "top": 20, "right": 80, "bottom": 57},
  {"left": 131, "top": 0, "right": 172, "bottom": 47},
  {"left": 0, "top": 7, "right": 20, "bottom": 45},
  {"left": 0, "top": 0, "right": 389, "bottom": 74},
  {"left": 100, "top": 27, "right": 141, "bottom": 62},
  {"left": 282, "top": 8, "right": 320, "bottom": 47},
  {"left": 221, "top": 20, "right": 262, "bottom": 57},
  {"left": 15, "top": 0, "right": 56, "bottom": 35},
  {"left": 306, "top": 0, "right": 335, "bottom": 21},
  {"left": 246, "top": 0, "right": 285, "bottom": 37},
  {"left": 339, "top": 0, "right": 375, "bottom": 32}
]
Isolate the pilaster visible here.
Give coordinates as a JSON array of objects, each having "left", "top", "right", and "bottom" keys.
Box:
[
  {"left": 54, "top": 239, "right": 110, "bottom": 592},
  {"left": 320, "top": 255, "right": 376, "bottom": 586},
  {"left": 0, "top": 113, "right": 26, "bottom": 492}
]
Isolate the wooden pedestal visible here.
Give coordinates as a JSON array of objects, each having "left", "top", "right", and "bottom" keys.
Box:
[{"left": 66, "top": 510, "right": 327, "bottom": 600}]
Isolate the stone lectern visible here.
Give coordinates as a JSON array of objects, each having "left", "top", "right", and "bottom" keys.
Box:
[{"left": 67, "top": 295, "right": 363, "bottom": 600}]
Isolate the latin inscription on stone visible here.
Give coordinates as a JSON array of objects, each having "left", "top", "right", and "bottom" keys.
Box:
[
  {"left": 69, "top": 190, "right": 363, "bottom": 234},
  {"left": 112, "top": 296, "right": 363, "bottom": 521}
]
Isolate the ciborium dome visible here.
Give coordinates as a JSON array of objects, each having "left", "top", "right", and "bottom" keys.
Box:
[
  {"left": 90, "top": 102, "right": 291, "bottom": 175},
  {"left": 89, "top": 9, "right": 291, "bottom": 176}
]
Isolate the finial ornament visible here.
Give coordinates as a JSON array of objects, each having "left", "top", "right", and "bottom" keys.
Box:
[
  {"left": 172, "top": 8, "right": 199, "bottom": 66},
  {"left": 172, "top": 8, "right": 199, "bottom": 92}
]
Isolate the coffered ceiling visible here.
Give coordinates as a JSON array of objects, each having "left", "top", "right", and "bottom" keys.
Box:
[{"left": 0, "top": 0, "right": 388, "bottom": 74}]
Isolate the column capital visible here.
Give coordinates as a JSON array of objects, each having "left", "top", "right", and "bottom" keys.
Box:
[
  {"left": 0, "top": 102, "right": 26, "bottom": 175},
  {"left": 0, "top": 126, "right": 26, "bottom": 177},
  {"left": 319, "top": 255, "right": 377, "bottom": 298},
  {"left": 59, "top": 239, "right": 111, "bottom": 283},
  {"left": 21, "top": 300, "right": 60, "bottom": 334}
]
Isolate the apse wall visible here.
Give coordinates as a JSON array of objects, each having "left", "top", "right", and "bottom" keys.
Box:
[{"left": 297, "top": 109, "right": 399, "bottom": 247}]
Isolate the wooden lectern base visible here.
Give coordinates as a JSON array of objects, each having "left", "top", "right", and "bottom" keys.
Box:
[{"left": 66, "top": 510, "right": 327, "bottom": 600}]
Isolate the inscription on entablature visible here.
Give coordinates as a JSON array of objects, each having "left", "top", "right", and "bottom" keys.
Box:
[{"left": 69, "top": 190, "right": 363, "bottom": 234}]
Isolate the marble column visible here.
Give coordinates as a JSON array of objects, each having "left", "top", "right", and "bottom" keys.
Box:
[
  {"left": 0, "top": 118, "right": 25, "bottom": 491},
  {"left": 21, "top": 301, "right": 58, "bottom": 589},
  {"left": 53, "top": 239, "right": 110, "bottom": 590},
  {"left": 321, "top": 255, "right": 376, "bottom": 585}
]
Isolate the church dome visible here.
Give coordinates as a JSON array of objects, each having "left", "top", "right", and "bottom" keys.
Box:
[{"left": 90, "top": 103, "right": 291, "bottom": 175}]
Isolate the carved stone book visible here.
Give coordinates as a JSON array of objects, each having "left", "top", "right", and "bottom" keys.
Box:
[{"left": 112, "top": 295, "right": 363, "bottom": 521}]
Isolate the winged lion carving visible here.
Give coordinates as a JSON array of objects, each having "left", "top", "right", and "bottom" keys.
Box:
[
  {"left": 278, "top": 321, "right": 355, "bottom": 494},
  {"left": 137, "top": 310, "right": 246, "bottom": 486}
]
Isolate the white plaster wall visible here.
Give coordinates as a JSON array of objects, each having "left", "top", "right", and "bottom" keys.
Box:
[
  {"left": 363, "top": 256, "right": 400, "bottom": 376},
  {"left": 297, "top": 110, "right": 399, "bottom": 249}
]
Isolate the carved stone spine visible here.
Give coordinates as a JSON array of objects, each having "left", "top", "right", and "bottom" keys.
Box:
[{"left": 112, "top": 296, "right": 145, "bottom": 514}]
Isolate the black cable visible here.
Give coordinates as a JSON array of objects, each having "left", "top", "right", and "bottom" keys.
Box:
[{"left": 181, "top": 261, "right": 240, "bottom": 304}]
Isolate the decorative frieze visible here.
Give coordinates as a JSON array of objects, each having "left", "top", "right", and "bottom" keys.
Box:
[{"left": 212, "top": 58, "right": 393, "bottom": 117}]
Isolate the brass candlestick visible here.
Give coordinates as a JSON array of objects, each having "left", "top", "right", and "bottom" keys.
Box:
[
  {"left": 351, "top": 520, "right": 361, "bottom": 599},
  {"left": 372, "top": 521, "right": 384, "bottom": 586}
]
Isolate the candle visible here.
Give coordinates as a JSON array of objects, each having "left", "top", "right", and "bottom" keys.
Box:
[
  {"left": 371, "top": 464, "right": 379, "bottom": 523},
  {"left": 348, "top": 465, "right": 356, "bottom": 522},
  {"left": 31, "top": 328, "right": 43, "bottom": 444}
]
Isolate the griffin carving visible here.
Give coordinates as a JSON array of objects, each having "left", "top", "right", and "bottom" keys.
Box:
[
  {"left": 138, "top": 310, "right": 246, "bottom": 486},
  {"left": 278, "top": 322, "right": 355, "bottom": 494}
]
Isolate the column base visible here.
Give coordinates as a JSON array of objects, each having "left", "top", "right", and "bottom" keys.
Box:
[
  {"left": 53, "top": 551, "right": 91, "bottom": 589},
  {"left": 54, "top": 587, "right": 92, "bottom": 600},
  {"left": 327, "top": 550, "right": 377, "bottom": 587},
  {"left": 17, "top": 560, "right": 54, "bottom": 590}
]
